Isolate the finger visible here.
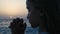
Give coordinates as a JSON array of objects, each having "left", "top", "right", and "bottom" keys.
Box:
[
  {"left": 12, "top": 19, "right": 16, "bottom": 23},
  {"left": 15, "top": 18, "right": 21, "bottom": 22}
]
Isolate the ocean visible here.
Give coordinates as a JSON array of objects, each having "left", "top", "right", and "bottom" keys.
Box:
[{"left": 0, "top": 19, "right": 39, "bottom": 34}]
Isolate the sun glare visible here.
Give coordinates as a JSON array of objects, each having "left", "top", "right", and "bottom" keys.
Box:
[{"left": 10, "top": 16, "right": 13, "bottom": 18}]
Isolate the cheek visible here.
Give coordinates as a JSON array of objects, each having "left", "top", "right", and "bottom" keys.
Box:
[
  {"left": 28, "top": 14, "right": 40, "bottom": 27},
  {"left": 28, "top": 13, "right": 36, "bottom": 22},
  {"left": 28, "top": 12, "right": 40, "bottom": 23},
  {"left": 29, "top": 11, "right": 40, "bottom": 21},
  {"left": 28, "top": 9, "right": 40, "bottom": 26}
]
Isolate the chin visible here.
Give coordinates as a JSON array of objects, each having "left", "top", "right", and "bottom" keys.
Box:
[{"left": 29, "top": 21, "right": 39, "bottom": 28}]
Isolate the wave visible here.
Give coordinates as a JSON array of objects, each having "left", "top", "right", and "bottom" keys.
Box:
[{"left": 0, "top": 27, "right": 39, "bottom": 34}]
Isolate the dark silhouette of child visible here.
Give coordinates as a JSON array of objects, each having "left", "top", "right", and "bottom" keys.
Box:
[{"left": 9, "top": 18, "right": 27, "bottom": 34}]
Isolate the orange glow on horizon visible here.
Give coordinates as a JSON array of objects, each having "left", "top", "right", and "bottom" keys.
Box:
[{"left": 0, "top": 0, "right": 28, "bottom": 17}]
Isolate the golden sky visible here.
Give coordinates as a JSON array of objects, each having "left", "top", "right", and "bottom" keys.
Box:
[{"left": 0, "top": 0, "right": 28, "bottom": 18}]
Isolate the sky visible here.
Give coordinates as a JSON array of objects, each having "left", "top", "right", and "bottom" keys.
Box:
[{"left": 0, "top": 0, "right": 28, "bottom": 19}]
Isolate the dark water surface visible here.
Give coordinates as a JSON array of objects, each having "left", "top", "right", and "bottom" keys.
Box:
[{"left": 0, "top": 19, "right": 39, "bottom": 34}]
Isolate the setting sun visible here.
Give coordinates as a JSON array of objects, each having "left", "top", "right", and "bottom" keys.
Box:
[{"left": 10, "top": 16, "right": 13, "bottom": 18}]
